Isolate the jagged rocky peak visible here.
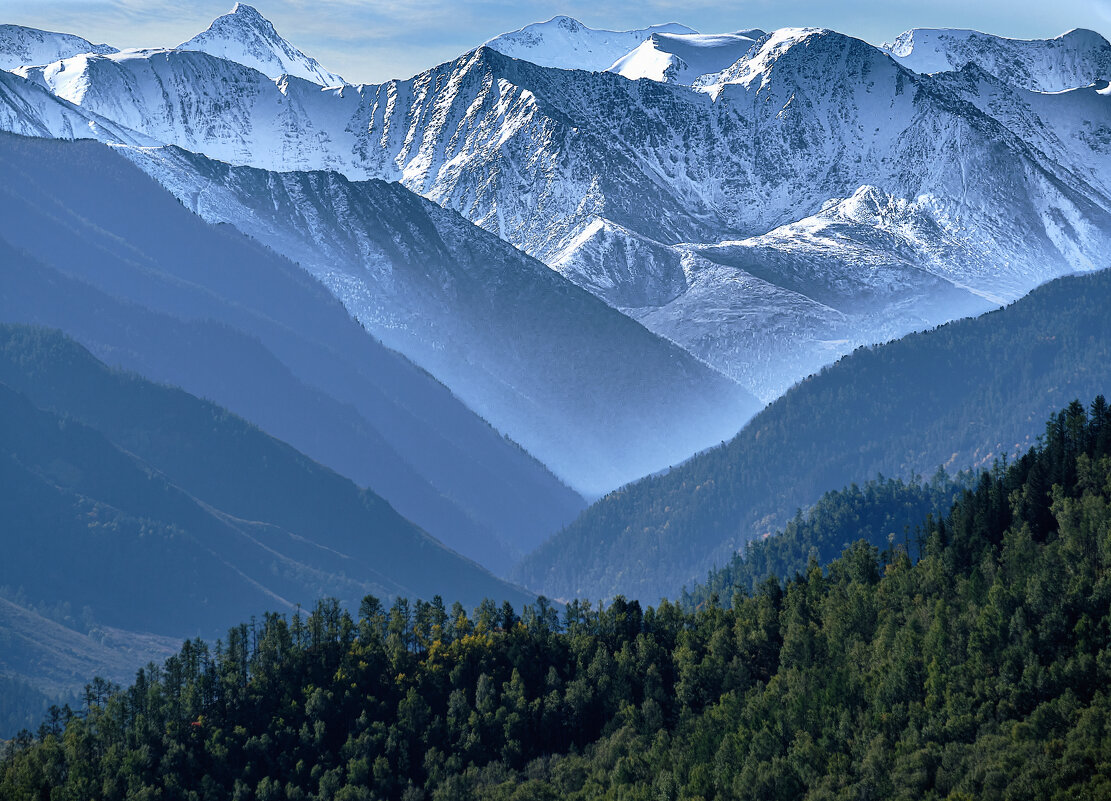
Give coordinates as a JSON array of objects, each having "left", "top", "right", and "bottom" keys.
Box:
[
  {"left": 0, "top": 23, "right": 117, "bottom": 71},
  {"left": 483, "top": 15, "right": 696, "bottom": 72},
  {"left": 881, "top": 27, "right": 1111, "bottom": 92},
  {"left": 177, "top": 2, "right": 346, "bottom": 85}
]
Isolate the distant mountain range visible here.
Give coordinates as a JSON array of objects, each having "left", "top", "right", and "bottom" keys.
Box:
[
  {"left": 2, "top": 6, "right": 1111, "bottom": 604},
  {"left": 4, "top": 8, "right": 1108, "bottom": 403}
]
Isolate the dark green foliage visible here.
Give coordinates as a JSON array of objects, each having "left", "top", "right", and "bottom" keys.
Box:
[
  {"left": 517, "top": 268, "right": 1111, "bottom": 602},
  {"left": 5, "top": 400, "right": 1111, "bottom": 800},
  {"left": 682, "top": 472, "right": 970, "bottom": 610}
]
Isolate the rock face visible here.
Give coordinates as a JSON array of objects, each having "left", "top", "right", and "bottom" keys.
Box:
[{"left": 178, "top": 2, "right": 346, "bottom": 85}]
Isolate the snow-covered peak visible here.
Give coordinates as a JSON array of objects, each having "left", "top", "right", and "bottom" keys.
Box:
[
  {"left": 701, "top": 27, "right": 877, "bottom": 94},
  {"left": 607, "top": 29, "right": 764, "bottom": 84},
  {"left": 881, "top": 27, "right": 1111, "bottom": 92},
  {"left": 0, "top": 24, "right": 116, "bottom": 71},
  {"left": 483, "top": 16, "right": 696, "bottom": 72},
  {"left": 177, "top": 3, "right": 345, "bottom": 85}
]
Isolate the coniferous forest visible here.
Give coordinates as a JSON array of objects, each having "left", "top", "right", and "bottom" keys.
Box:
[{"left": 3, "top": 400, "right": 1110, "bottom": 800}]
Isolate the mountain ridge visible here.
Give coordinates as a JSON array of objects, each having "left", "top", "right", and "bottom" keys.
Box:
[
  {"left": 0, "top": 131, "right": 585, "bottom": 571},
  {"left": 11, "top": 18, "right": 1111, "bottom": 400},
  {"left": 0, "top": 322, "right": 536, "bottom": 626},
  {"left": 515, "top": 266, "right": 1111, "bottom": 601},
  {"left": 0, "top": 23, "right": 115, "bottom": 71}
]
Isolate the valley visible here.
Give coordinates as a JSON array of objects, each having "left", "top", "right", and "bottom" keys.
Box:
[{"left": 1, "top": 5, "right": 1110, "bottom": 797}]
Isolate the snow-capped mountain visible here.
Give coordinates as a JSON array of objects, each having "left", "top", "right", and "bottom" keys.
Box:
[
  {"left": 624, "top": 187, "right": 999, "bottom": 398},
  {"left": 0, "top": 62, "right": 757, "bottom": 494},
  {"left": 13, "top": 17, "right": 1111, "bottom": 401},
  {"left": 178, "top": 2, "right": 345, "bottom": 85},
  {"left": 118, "top": 142, "right": 758, "bottom": 494},
  {"left": 13, "top": 47, "right": 342, "bottom": 163},
  {"left": 608, "top": 30, "right": 764, "bottom": 84},
  {"left": 0, "top": 24, "right": 115, "bottom": 71},
  {"left": 483, "top": 16, "right": 695, "bottom": 71},
  {"left": 882, "top": 27, "right": 1111, "bottom": 92},
  {"left": 6, "top": 7, "right": 1111, "bottom": 453}
]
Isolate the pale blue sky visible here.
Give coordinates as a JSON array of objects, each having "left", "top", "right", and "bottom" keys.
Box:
[{"left": 2, "top": 0, "right": 1110, "bottom": 84}]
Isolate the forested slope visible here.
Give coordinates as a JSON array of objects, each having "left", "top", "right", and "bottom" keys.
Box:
[
  {"left": 0, "top": 324, "right": 533, "bottom": 638},
  {"left": 4, "top": 400, "right": 1110, "bottom": 800},
  {"left": 680, "top": 472, "right": 971, "bottom": 609},
  {"left": 517, "top": 268, "right": 1111, "bottom": 601}
]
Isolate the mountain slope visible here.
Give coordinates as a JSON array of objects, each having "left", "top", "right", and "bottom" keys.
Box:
[
  {"left": 0, "top": 24, "right": 115, "bottom": 71},
  {"left": 882, "top": 27, "right": 1111, "bottom": 92},
  {"left": 483, "top": 16, "right": 695, "bottom": 71},
  {"left": 0, "top": 323, "right": 535, "bottom": 632},
  {"left": 930, "top": 63, "right": 1111, "bottom": 203},
  {"left": 0, "top": 68, "right": 155, "bottom": 146},
  {"left": 516, "top": 267, "right": 1111, "bottom": 602},
  {"left": 118, "top": 142, "right": 758, "bottom": 495},
  {"left": 16, "top": 24, "right": 1111, "bottom": 399},
  {"left": 0, "top": 131, "right": 584, "bottom": 572},
  {"left": 177, "top": 2, "right": 345, "bottom": 85},
  {"left": 6, "top": 405, "right": 1111, "bottom": 798},
  {"left": 0, "top": 597, "right": 179, "bottom": 732}
]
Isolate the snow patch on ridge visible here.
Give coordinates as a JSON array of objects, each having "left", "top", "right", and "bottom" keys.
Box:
[
  {"left": 608, "top": 30, "right": 764, "bottom": 84},
  {"left": 484, "top": 16, "right": 696, "bottom": 72},
  {"left": 0, "top": 24, "right": 116, "bottom": 71}
]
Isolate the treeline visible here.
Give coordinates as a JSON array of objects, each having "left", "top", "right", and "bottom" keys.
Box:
[{"left": 3, "top": 399, "right": 1111, "bottom": 800}]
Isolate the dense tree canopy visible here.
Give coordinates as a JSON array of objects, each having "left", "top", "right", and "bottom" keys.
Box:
[
  {"left": 4, "top": 399, "right": 1111, "bottom": 800},
  {"left": 681, "top": 471, "right": 970, "bottom": 610}
]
